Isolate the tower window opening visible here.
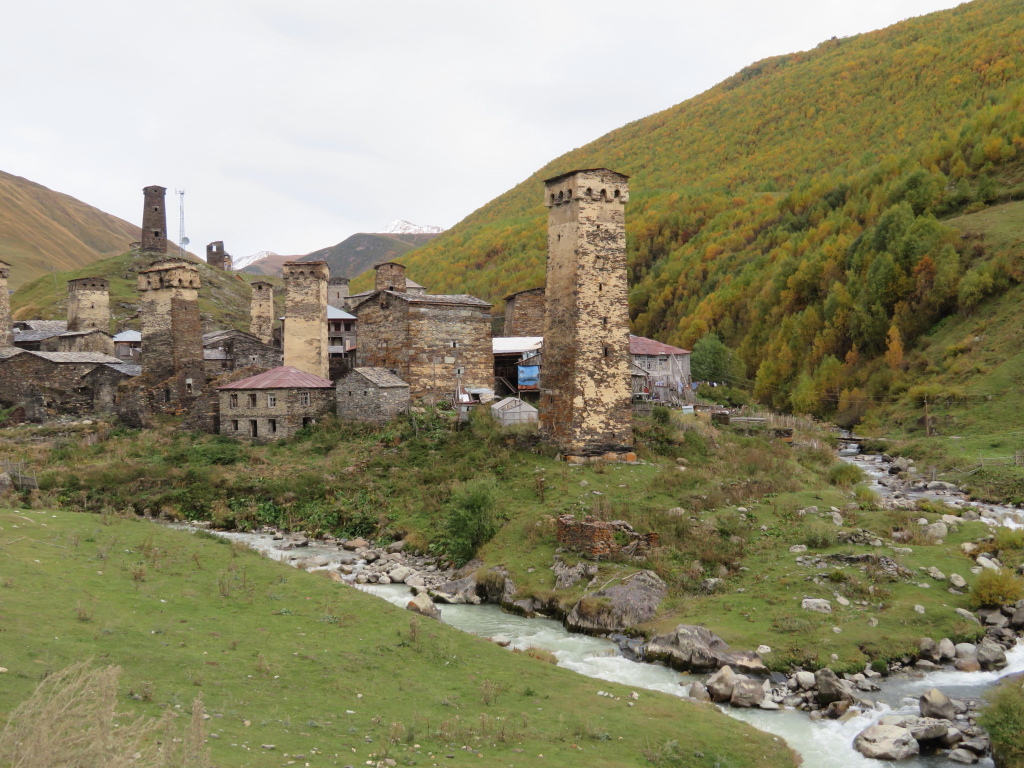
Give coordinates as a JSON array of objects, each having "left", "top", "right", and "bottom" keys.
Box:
[
  {"left": 614, "top": 189, "right": 621, "bottom": 198},
  {"left": 598, "top": 283, "right": 603, "bottom": 292},
  {"left": 603, "top": 346, "right": 609, "bottom": 358}
]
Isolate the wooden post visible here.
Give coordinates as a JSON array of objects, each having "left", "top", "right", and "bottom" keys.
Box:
[{"left": 924, "top": 396, "right": 931, "bottom": 437}]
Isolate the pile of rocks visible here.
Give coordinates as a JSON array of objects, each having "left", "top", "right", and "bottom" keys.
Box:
[{"left": 853, "top": 688, "right": 989, "bottom": 763}]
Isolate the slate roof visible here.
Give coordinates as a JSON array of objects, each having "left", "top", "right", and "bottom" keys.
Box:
[
  {"left": 544, "top": 168, "right": 630, "bottom": 185},
  {"left": 13, "top": 329, "right": 66, "bottom": 343},
  {"left": 351, "top": 289, "right": 490, "bottom": 310},
  {"left": 104, "top": 363, "right": 141, "bottom": 377},
  {"left": 218, "top": 366, "right": 334, "bottom": 390},
  {"left": 27, "top": 351, "right": 123, "bottom": 364},
  {"left": 14, "top": 320, "right": 67, "bottom": 333},
  {"left": 202, "top": 328, "right": 269, "bottom": 345},
  {"left": 629, "top": 335, "right": 690, "bottom": 356},
  {"left": 0, "top": 348, "right": 25, "bottom": 361},
  {"left": 346, "top": 367, "right": 408, "bottom": 389}
]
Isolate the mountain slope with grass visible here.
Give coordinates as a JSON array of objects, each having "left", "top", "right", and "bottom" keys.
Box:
[
  {"left": 0, "top": 171, "right": 140, "bottom": 290},
  {"left": 364, "top": 0, "right": 1024, "bottom": 426}
]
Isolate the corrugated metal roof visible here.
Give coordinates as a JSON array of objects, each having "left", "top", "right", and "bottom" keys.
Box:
[
  {"left": 218, "top": 366, "right": 334, "bottom": 390},
  {"left": 629, "top": 335, "right": 690, "bottom": 356},
  {"left": 27, "top": 351, "right": 122, "bottom": 364},
  {"left": 346, "top": 367, "right": 408, "bottom": 389},
  {"left": 493, "top": 337, "right": 543, "bottom": 355},
  {"left": 327, "top": 305, "right": 356, "bottom": 320},
  {"left": 113, "top": 330, "right": 142, "bottom": 342}
]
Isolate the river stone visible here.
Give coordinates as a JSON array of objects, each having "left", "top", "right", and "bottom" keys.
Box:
[
  {"left": 922, "top": 522, "right": 948, "bottom": 542},
  {"left": 919, "top": 688, "right": 956, "bottom": 721},
  {"left": 938, "top": 638, "right": 956, "bottom": 660},
  {"left": 644, "top": 624, "right": 765, "bottom": 673},
  {"left": 976, "top": 556, "right": 999, "bottom": 571},
  {"left": 565, "top": 570, "right": 666, "bottom": 635},
  {"left": 406, "top": 592, "right": 441, "bottom": 620},
  {"left": 794, "top": 670, "right": 816, "bottom": 691},
  {"left": 910, "top": 717, "right": 954, "bottom": 742},
  {"left": 430, "top": 574, "right": 480, "bottom": 604},
  {"left": 976, "top": 638, "right": 1006, "bottom": 669},
  {"left": 949, "top": 573, "right": 968, "bottom": 589},
  {"left": 389, "top": 566, "right": 412, "bottom": 583},
  {"left": 955, "top": 608, "right": 981, "bottom": 625},
  {"left": 940, "top": 727, "right": 964, "bottom": 748},
  {"left": 342, "top": 537, "right": 369, "bottom": 551},
  {"left": 919, "top": 638, "right": 940, "bottom": 662},
  {"left": 854, "top": 724, "right": 920, "bottom": 760},
  {"left": 729, "top": 678, "right": 765, "bottom": 708},
  {"left": 954, "top": 657, "right": 981, "bottom": 672},
  {"left": 687, "top": 681, "right": 710, "bottom": 702},
  {"left": 949, "top": 748, "right": 981, "bottom": 764},
  {"left": 801, "top": 598, "right": 832, "bottom": 613},
  {"left": 815, "top": 668, "right": 852, "bottom": 706},
  {"left": 955, "top": 643, "right": 977, "bottom": 659},
  {"left": 705, "top": 666, "right": 737, "bottom": 702},
  {"left": 1011, "top": 605, "right": 1024, "bottom": 629},
  {"left": 552, "top": 558, "right": 599, "bottom": 590}
]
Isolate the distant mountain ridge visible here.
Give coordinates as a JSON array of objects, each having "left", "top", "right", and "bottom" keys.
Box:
[
  {"left": 0, "top": 171, "right": 141, "bottom": 290},
  {"left": 239, "top": 231, "right": 439, "bottom": 279},
  {"left": 379, "top": 219, "right": 443, "bottom": 235}
]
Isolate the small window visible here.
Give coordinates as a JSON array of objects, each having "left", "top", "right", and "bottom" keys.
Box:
[
  {"left": 299, "top": 391, "right": 310, "bottom": 406},
  {"left": 231, "top": 420, "right": 239, "bottom": 431},
  {"left": 602, "top": 317, "right": 608, "bottom": 327},
  {"left": 267, "top": 394, "right": 276, "bottom": 408},
  {"left": 455, "top": 367, "right": 465, "bottom": 376},
  {"left": 229, "top": 394, "right": 238, "bottom": 408},
  {"left": 363, "top": 390, "right": 369, "bottom": 396},
  {"left": 348, "top": 391, "right": 353, "bottom": 397},
  {"left": 249, "top": 420, "right": 258, "bottom": 438},
  {"left": 269, "top": 419, "right": 277, "bottom": 433},
  {"left": 603, "top": 346, "right": 609, "bottom": 359},
  {"left": 247, "top": 393, "right": 257, "bottom": 407},
  {"left": 598, "top": 283, "right": 603, "bottom": 292},
  {"left": 449, "top": 340, "right": 459, "bottom": 349},
  {"left": 185, "top": 378, "right": 193, "bottom": 396}
]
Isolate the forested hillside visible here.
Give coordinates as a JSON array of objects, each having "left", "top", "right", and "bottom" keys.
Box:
[
  {"left": 0, "top": 171, "right": 140, "bottom": 289},
  {"left": 385, "top": 0, "right": 1024, "bottom": 420}
]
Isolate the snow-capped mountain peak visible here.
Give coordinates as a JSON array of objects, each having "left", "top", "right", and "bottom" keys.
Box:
[
  {"left": 232, "top": 250, "right": 278, "bottom": 271},
  {"left": 380, "top": 219, "right": 443, "bottom": 235}
]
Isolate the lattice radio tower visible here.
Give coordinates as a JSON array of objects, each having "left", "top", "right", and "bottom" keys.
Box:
[{"left": 175, "top": 189, "right": 189, "bottom": 257}]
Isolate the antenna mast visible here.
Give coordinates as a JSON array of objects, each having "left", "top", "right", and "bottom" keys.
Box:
[{"left": 175, "top": 188, "right": 186, "bottom": 257}]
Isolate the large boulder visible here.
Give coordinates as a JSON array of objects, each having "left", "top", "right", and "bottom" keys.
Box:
[
  {"left": 564, "top": 570, "right": 666, "bottom": 635},
  {"left": 406, "top": 592, "right": 441, "bottom": 620},
  {"left": 552, "top": 557, "right": 598, "bottom": 590},
  {"left": 854, "top": 724, "right": 920, "bottom": 760},
  {"left": 705, "top": 666, "right": 738, "bottom": 702},
  {"left": 729, "top": 678, "right": 765, "bottom": 708},
  {"left": 430, "top": 574, "right": 482, "bottom": 604},
  {"left": 801, "top": 598, "right": 832, "bottom": 613},
  {"left": 644, "top": 625, "right": 765, "bottom": 673},
  {"left": 815, "top": 668, "right": 852, "bottom": 706},
  {"left": 919, "top": 688, "right": 955, "bottom": 721},
  {"left": 976, "top": 638, "right": 1007, "bottom": 669}
]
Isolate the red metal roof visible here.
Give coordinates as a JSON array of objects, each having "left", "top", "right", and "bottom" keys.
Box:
[
  {"left": 218, "top": 366, "right": 334, "bottom": 390},
  {"left": 629, "top": 335, "right": 690, "bottom": 356}
]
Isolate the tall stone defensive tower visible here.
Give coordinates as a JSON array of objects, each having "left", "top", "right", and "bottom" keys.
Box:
[
  {"left": 67, "top": 277, "right": 111, "bottom": 333},
  {"left": 374, "top": 262, "right": 407, "bottom": 293},
  {"left": 250, "top": 280, "right": 275, "bottom": 345},
  {"left": 503, "top": 287, "right": 546, "bottom": 337},
  {"left": 539, "top": 168, "right": 633, "bottom": 457},
  {"left": 137, "top": 259, "right": 204, "bottom": 400},
  {"left": 328, "top": 276, "right": 350, "bottom": 306},
  {"left": 283, "top": 261, "right": 329, "bottom": 378},
  {"left": 141, "top": 186, "right": 168, "bottom": 254},
  {"left": 206, "top": 241, "right": 232, "bottom": 270},
  {"left": 0, "top": 260, "right": 11, "bottom": 347}
]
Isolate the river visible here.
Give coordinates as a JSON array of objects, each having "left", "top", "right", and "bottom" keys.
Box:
[{"left": 200, "top": 522, "right": 1024, "bottom": 768}]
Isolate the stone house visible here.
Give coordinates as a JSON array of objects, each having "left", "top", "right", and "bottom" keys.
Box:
[
  {"left": 113, "top": 330, "right": 142, "bottom": 363},
  {"left": 12, "top": 321, "right": 68, "bottom": 350},
  {"left": 202, "top": 329, "right": 282, "bottom": 376},
  {"left": 502, "top": 287, "right": 545, "bottom": 337},
  {"left": 0, "top": 349, "right": 136, "bottom": 418},
  {"left": 217, "top": 365, "right": 335, "bottom": 441},
  {"left": 353, "top": 263, "right": 492, "bottom": 402},
  {"left": 335, "top": 367, "right": 410, "bottom": 424}
]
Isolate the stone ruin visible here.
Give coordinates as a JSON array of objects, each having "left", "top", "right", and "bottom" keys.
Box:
[{"left": 556, "top": 514, "right": 658, "bottom": 560}]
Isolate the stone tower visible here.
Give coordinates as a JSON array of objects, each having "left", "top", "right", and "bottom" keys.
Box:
[
  {"left": 0, "top": 260, "right": 11, "bottom": 347},
  {"left": 283, "top": 261, "right": 329, "bottom": 378},
  {"left": 67, "top": 277, "right": 110, "bottom": 333},
  {"left": 137, "top": 259, "right": 204, "bottom": 400},
  {"left": 141, "top": 186, "right": 168, "bottom": 254},
  {"left": 328, "top": 276, "right": 350, "bottom": 306},
  {"left": 539, "top": 168, "right": 633, "bottom": 457},
  {"left": 206, "top": 241, "right": 232, "bottom": 270},
  {"left": 374, "top": 262, "right": 407, "bottom": 293},
  {"left": 250, "top": 280, "right": 275, "bottom": 344},
  {"left": 503, "top": 287, "right": 546, "bottom": 337}
]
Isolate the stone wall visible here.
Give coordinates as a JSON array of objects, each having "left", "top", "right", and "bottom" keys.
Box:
[
  {"left": 375, "top": 263, "right": 407, "bottom": 293},
  {"left": 249, "top": 281, "right": 275, "bottom": 344},
  {"left": 328, "top": 276, "right": 350, "bottom": 306},
  {"left": 218, "top": 386, "right": 334, "bottom": 441},
  {"left": 540, "top": 169, "right": 633, "bottom": 456},
  {"left": 0, "top": 355, "right": 126, "bottom": 417},
  {"left": 283, "top": 261, "right": 329, "bottom": 378},
  {"left": 203, "top": 331, "right": 281, "bottom": 376},
  {"left": 503, "top": 287, "right": 545, "bottom": 337},
  {"left": 137, "top": 260, "right": 204, "bottom": 404},
  {"left": 42, "top": 331, "right": 115, "bottom": 356},
  {"left": 184, "top": 366, "right": 265, "bottom": 434},
  {"left": 67, "top": 278, "right": 110, "bottom": 333},
  {"left": 141, "top": 186, "right": 168, "bottom": 253},
  {"left": 0, "top": 260, "right": 11, "bottom": 347},
  {"left": 206, "top": 241, "right": 231, "bottom": 270},
  {"left": 556, "top": 515, "right": 659, "bottom": 560},
  {"left": 407, "top": 302, "right": 492, "bottom": 399},
  {"left": 355, "top": 295, "right": 411, "bottom": 375}
]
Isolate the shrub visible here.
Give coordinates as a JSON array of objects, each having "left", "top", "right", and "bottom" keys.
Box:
[
  {"left": 803, "top": 522, "right": 838, "bottom": 549},
  {"left": 979, "top": 678, "right": 1024, "bottom": 768},
  {"left": 828, "top": 462, "right": 865, "bottom": 489},
  {"left": 969, "top": 569, "right": 1024, "bottom": 609},
  {"left": 995, "top": 528, "right": 1024, "bottom": 551},
  {"left": 437, "top": 477, "right": 499, "bottom": 567},
  {"left": 651, "top": 405, "right": 671, "bottom": 426}
]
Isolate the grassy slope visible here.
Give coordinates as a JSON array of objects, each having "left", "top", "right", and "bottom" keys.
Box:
[
  {"left": 10, "top": 251, "right": 284, "bottom": 333},
  {"left": 0, "top": 171, "right": 140, "bottom": 290},
  {"left": 0, "top": 507, "right": 795, "bottom": 768},
  {"left": 0, "top": 412, "right": 996, "bottom": 674}
]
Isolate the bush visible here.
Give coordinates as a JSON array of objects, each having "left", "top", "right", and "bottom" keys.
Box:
[
  {"left": 969, "top": 569, "right": 1024, "bottom": 609},
  {"left": 979, "top": 678, "right": 1024, "bottom": 768},
  {"left": 995, "top": 528, "right": 1024, "bottom": 551},
  {"left": 828, "top": 462, "right": 865, "bottom": 489},
  {"left": 437, "top": 477, "right": 499, "bottom": 567},
  {"left": 803, "top": 522, "right": 838, "bottom": 549},
  {"left": 187, "top": 438, "right": 247, "bottom": 466}
]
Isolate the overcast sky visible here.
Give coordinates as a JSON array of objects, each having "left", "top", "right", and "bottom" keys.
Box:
[{"left": 3, "top": 0, "right": 964, "bottom": 260}]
